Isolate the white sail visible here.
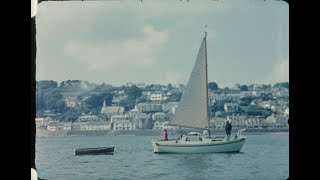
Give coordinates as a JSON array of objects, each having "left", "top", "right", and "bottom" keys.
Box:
[{"left": 169, "top": 36, "right": 209, "bottom": 129}]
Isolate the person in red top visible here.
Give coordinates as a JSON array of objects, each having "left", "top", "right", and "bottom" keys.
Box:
[{"left": 163, "top": 129, "right": 168, "bottom": 141}]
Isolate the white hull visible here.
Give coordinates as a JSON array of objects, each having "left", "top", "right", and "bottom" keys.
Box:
[{"left": 152, "top": 137, "right": 246, "bottom": 153}]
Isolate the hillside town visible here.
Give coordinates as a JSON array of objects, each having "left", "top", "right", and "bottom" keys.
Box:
[{"left": 36, "top": 80, "right": 289, "bottom": 134}]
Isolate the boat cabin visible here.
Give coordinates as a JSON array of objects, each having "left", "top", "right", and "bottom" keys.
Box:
[
  {"left": 188, "top": 132, "right": 200, "bottom": 136},
  {"left": 185, "top": 132, "right": 203, "bottom": 141}
]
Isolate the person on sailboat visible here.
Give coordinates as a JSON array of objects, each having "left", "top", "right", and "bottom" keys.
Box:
[
  {"left": 163, "top": 129, "right": 168, "bottom": 141},
  {"left": 225, "top": 121, "right": 232, "bottom": 140},
  {"left": 176, "top": 134, "right": 183, "bottom": 143}
]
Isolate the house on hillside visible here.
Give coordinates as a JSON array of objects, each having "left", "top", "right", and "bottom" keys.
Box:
[
  {"left": 101, "top": 100, "right": 125, "bottom": 120},
  {"left": 224, "top": 103, "right": 239, "bottom": 112},
  {"left": 65, "top": 96, "right": 79, "bottom": 107}
]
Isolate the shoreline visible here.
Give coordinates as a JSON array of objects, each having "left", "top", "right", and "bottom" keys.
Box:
[{"left": 36, "top": 128, "right": 289, "bottom": 138}]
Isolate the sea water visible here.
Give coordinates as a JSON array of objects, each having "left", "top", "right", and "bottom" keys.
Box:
[{"left": 36, "top": 133, "right": 288, "bottom": 180}]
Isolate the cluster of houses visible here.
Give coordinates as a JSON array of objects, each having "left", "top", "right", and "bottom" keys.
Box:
[{"left": 37, "top": 83, "right": 289, "bottom": 132}]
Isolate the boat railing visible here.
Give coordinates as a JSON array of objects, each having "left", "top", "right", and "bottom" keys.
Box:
[{"left": 237, "top": 129, "right": 246, "bottom": 138}]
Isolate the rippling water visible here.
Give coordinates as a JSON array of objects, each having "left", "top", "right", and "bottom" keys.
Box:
[{"left": 36, "top": 133, "right": 288, "bottom": 180}]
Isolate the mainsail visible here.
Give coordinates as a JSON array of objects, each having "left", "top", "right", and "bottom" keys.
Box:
[{"left": 169, "top": 35, "right": 209, "bottom": 129}]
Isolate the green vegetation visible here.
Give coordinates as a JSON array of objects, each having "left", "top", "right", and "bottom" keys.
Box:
[
  {"left": 36, "top": 80, "right": 285, "bottom": 121},
  {"left": 208, "top": 82, "right": 219, "bottom": 91},
  {"left": 85, "top": 92, "right": 113, "bottom": 109},
  {"left": 59, "top": 108, "right": 82, "bottom": 122},
  {"left": 240, "top": 85, "right": 248, "bottom": 91},
  {"left": 210, "top": 100, "right": 233, "bottom": 113},
  {"left": 239, "top": 105, "right": 272, "bottom": 118},
  {"left": 165, "top": 91, "right": 182, "bottom": 103},
  {"left": 120, "top": 85, "right": 142, "bottom": 111},
  {"left": 36, "top": 80, "right": 58, "bottom": 90},
  {"left": 239, "top": 96, "right": 254, "bottom": 106},
  {"left": 36, "top": 84, "right": 67, "bottom": 114},
  {"left": 273, "top": 82, "right": 289, "bottom": 88}
]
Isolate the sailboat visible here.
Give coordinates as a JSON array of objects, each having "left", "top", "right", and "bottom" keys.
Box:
[{"left": 151, "top": 32, "right": 246, "bottom": 153}]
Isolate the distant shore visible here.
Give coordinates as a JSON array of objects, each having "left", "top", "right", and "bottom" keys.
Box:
[{"left": 36, "top": 128, "right": 288, "bottom": 138}]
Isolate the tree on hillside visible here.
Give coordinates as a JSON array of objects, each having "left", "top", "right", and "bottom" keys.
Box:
[
  {"left": 210, "top": 99, "right": 233, "bottom": 113},
  {"left": 273, "top": 82, "right": 289, "bottom": 88},
  {"left": 240, "top": 85, "right": 248, "bottom": 91},
  {"left": 123, "top": 85, "right": 142, "bottom": 110},
  {"left": 208, "top": 82, "right": 219, "bottom": 91},
  {"left": 261, "top": 84, "right": 272, "bottom": 90},
  {"left": 36, "top": 89, "right": 65, "bottom": 113},
  {"left": 239, "top": 105, "right": 272, "bottom": 118},
  {"left": 36, "top": 92, "right": 45, "bottom": 112},
  {"left": 127, "top": 85, "right": 142, "bottom": 99},
  {"left": 85, "top": 92, "right": 113, "bottom": 110},
  {"left": 37, "top": 80, "right": 58, "bottom": 90},
  {"left": 60, "top": 108, "right": 81, "bottom": 122},
  {"left": 239, "top": 96, "right": 254, "bottom": 106},
  {"left": 165, "top": 91, "right": 183, "bottom": 103}
]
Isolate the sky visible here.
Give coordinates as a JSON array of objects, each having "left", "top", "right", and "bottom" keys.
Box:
[{"left": 35, "top": 0, "right": 288, "bottom": 88}]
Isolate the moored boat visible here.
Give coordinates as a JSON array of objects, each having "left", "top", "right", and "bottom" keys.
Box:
[{"left": 74, "top": 146, "right": 114, "bottom": 155}]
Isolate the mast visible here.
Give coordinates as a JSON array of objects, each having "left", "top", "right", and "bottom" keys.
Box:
[{"left": 204, "top": 29, "right": 210, "bottom": 134}]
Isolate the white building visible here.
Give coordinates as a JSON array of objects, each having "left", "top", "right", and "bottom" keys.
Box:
[
  {"left": 252, "top": 90, "right": 262, "bottom": 97},
  {"left": 142, "top": 91, "right": 151, "bottom": 96},
  {"left": 135, "top": 103, "right": 162, "bottom": 113},
  {"left": 35, "top": 118, "right": 45, "bottom": 128},
  {"left": 240, "top": 91, "right": 252, "bottom": 98},
  {"left": 71, "top": 122, "right": 86, "bottom": 131},
  {"left": 128, "top": 108, "right": 139, "bottom": 118},
  {"left": 285, "top": 107, "right": 289, "bottom": 117},
  {"left": 275, "top": 114, "right": 289, "bottom": 128},
  {"left": 65, "top": 96, "right": 79, "bottom": 107},
  {"left": 171, "top": 105, "right": 179, "bottom": 114},
  {"left": 36, "top": 116, "right": 53, "bottom": 128},
  {"left": 211, "top": 118, "right": 226, "bottom": 130},
  {"left": 136, "top": 83, "right": 146, "bottom": 89},
  {"left": 78, "top": 115, "right": 99, "bottom": 122},
  {"left": 113, "top": 120, "right": 136, "bottom": 130},
  {"left": 150, "top": 92, "right": 167, "bottom": 101},
  {"left": 63, "top": 122, "right": 72, "bottom": 131},
  {"left": 262, "top": 113, "right": 277, "bottom": 128},
  {"left": 153, "top": 121, "right": 179, "bottom": 130},
  {"left": 111, "top": 115, "right": 130, "bottom": 123},
  {"left": 244, "top": 118, "right": 262, "bottom": 129},
  {"left": 224, "top": 103, "right": 239, "bottom": 112},
  {"left": 229, "top": 119, "right": 246, "bottom": 129},
  {"left": 225, "top": 92, "right": 241, "bottom": 101},
  {"left": 81, "top": 121, "right": 112, "bottom": 131},
  {"left": 101, "top": 100, "right": 125, "bottom": 120},
  {"left": 162, "top": 102, "right": 179, "bottom": 114},
  {"left": 133, "top": 113, "right": 150, "bottom": 129},
  {"left": 152, "top": 112, "right": 166, "bottom": 121},
  {"left": 47, "top": 121, "right": 59, "bottom": 131},
  {"left": 259, "top": 101, "right": 272, "bottom": 109},
  {"left": 209, "top": 92, "right": 227, "bottom": 106}
]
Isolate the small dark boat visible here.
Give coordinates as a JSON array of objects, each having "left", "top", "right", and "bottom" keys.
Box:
[{"left": 74, "top": 146, "right": 114, "bottom": 155}]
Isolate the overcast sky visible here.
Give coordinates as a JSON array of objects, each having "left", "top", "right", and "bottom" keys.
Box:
[{"left": 35, "top": 0, "right": 288, "bottom": 87}]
